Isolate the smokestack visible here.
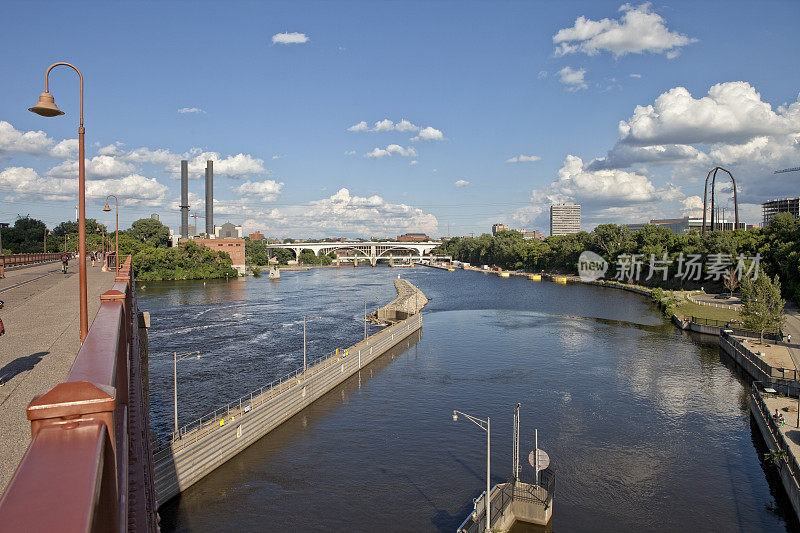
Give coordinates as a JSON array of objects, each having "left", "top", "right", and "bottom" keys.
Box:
[
  {"left": 180, "top": 160, "right": 189, "bottom": 239},
  {"left": 205, "top": 160, "right": 214, "bottom": 236}
]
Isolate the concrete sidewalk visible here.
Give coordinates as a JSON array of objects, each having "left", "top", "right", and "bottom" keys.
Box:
[{"left": 0, "top": 261, "right": 115, "bottom": 493}]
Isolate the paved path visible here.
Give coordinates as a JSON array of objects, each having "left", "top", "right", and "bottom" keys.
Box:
[{"left": 0, "top": 261, "right": 115, "bottom": 493}]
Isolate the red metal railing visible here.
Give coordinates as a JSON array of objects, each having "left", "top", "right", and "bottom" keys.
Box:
[
  {"left": 0, "top": 256, "right": 159, "bottom": 532},
  {"left": 0, "top": 253, "right": 63, "bottom": 268}
]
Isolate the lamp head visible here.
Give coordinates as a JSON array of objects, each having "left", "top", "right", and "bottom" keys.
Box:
[
  {"left": 28, "top": 92, "right": 64, "bottom": 117},
  {"left": 452, "top": 411, "right": 458, "bottom": 422},
  {"left": 103, "top": 203, "right": 111, "bottom": 212}
]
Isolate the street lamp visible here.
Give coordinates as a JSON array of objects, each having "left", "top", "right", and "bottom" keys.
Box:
[
  {"left": 364, "top": 297, "right": 379, "bottom": 340},
  {"left": 453, "top": 409, "right": 491, "bottom": 533},
  {"left": 173, "top": 351, "right": 200, "bottom": 435},
  {"left": 103, "top": 195, "right": 119, "bottom": 276},
  {"left": 43, "top": 229, "right": 51, "bottom": 253},
  {"left": 29, "top": 62, "right": 88, "bottom": 341},
  {"left": 302, "top": 314, "right": 322, "bottom": 374}
]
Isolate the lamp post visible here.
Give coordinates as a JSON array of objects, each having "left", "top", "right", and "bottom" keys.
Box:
[
  {"left": 29, "top": 62, "right": 88, "bottom": 341},
  {"left": 43, "top": 228, "right": 51, "bottom": 253},
  {"left": 173, "top": 351, "right": 200, "bottom": 435},
  {"left": 103, "top": 195, "right": 119, "bottom": 275},
  {"left": 453, "top": 409, "right": 491, "bottom": 533},
  {"left": 364, "top": 297, "right": 379, "bottom": 340},
  {"left": 302, "top": 314, "right": 322, "bottom": 374}
]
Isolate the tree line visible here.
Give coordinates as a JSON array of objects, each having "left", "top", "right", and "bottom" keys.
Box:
[
  {"left": 0, "top": 216, "right": 236, "bottom": 281},
  {"left": 435, "top": 212, "right": 800, "bottom": 301}
]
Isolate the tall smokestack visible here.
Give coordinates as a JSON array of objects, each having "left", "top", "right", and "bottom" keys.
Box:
[
  {"left": 180, "top": 160, "right": 189, "bottom": 239},
  {"left": 205, "top": 160, "right": 214, "bottom": 236}
]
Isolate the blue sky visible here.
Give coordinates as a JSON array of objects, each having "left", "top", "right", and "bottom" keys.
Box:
[{"left": 1, "top": 0, "right": 799, "bottom": 238}]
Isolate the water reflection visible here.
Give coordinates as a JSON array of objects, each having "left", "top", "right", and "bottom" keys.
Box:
[{"left": 141, "top": 268, "right": 794, "bottom": 531}]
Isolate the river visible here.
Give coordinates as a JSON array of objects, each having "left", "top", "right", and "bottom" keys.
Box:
[{"left": 139, "top": 266, "right": 796, "bottom": 532}]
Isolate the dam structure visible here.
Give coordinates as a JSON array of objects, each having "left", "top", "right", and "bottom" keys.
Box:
[{"left": 153, "top": 281, "right": 427, "bottom": 504}]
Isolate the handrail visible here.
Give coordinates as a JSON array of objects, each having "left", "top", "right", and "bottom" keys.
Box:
[
  {"left": 751, "top": 381, "right": 800, "bottom": 490},
  {"left": 155, "top": 312, "right": 422, "bottom": 452},
  {"left": 0, "top": 255, "right": 158, "bottom": 531},
  {"left": 0, "top": 253, "right": 62, "bottom": 269}
]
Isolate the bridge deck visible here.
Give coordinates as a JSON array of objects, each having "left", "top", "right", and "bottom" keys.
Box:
[{"left": 0, "top": 261, "right": 116, "bottom": 493}]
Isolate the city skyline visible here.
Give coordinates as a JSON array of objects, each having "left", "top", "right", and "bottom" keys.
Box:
[{"left": 0, "top": 1, "right": 799, "bottom": 237}]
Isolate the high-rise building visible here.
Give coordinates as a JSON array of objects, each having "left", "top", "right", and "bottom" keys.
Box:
[
  {"left": 549, "top": 203, "right": 581, "bottom": 236},
  {"left": 762, "top": 197, "right": 800, "bottom": 227},
  {"left": 491, "top": 223, "right": 509, "bottom": 236}
]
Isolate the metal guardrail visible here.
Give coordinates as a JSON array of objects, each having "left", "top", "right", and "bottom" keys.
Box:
[
  {"left": 751, "top": 381, "right": 800, "bottom": 491},
  {"left": 720, "top": 333, "right": 799, "bottom": 382},
  {"left": 0, "top": 252, "right": 62, "bottom": 269},
  {"left": 153, "top": 312, "right": 423, "bottom": 503},
  {"left": 154, "top": 311, "right": 423, "bottom": 454},
  {"left": 456, "top": 469, "right": 555, "bottom": 533},
  {"left": 691, "top": 316, "right": 781, "bottom": 341},
  {"left": 0, "top": 256, "right": 159, "bottom": 532}
]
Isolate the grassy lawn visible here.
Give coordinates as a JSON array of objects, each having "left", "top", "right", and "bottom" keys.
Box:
[{"left": 673, "top": 292, "right": 741, "bottom": 322}]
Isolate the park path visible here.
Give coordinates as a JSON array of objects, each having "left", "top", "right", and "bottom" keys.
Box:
[{"left": 0, "top": 260, "right": 116, "bottom": 494}]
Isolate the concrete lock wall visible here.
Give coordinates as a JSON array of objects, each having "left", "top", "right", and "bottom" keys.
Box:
[
  {"left": 750, "top": 398, "right": 800, "bottom": 519},
  {"left": 153, "top": 312, "right": 423, "bottom": 505}
]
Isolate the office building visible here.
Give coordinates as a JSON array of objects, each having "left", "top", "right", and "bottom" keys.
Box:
[
  {"left": 491, "top": 223, "right": 509, "bottom": 236},
  {"left": 549, "top": 203, "right": 581, "bottom": 236},
  {"left": 762, "top": 197, "right": 800, "bottom": 227},
  {"left": 214, "top": 222, "right": 243, "bottom": 239}
]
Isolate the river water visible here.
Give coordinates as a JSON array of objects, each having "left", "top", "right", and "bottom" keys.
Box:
[{"left": 139, "top": 266, "right": 796, "bottom": 532}]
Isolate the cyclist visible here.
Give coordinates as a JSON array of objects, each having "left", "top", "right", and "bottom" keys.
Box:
[{"left": 60, "top": 252, "right": 69, "bottom": 274}]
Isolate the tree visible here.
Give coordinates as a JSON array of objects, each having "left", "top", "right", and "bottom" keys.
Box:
[
  {"left": 2, "top": 217, "right": 47, "bottom": 253},
  {"left": 740, "top": 274, "right": 785, "bottom": 343},
  {"left": 52, "top": 218, "right": 106, "bottom": 236},
  {"left": 723, "top": 267, "right": 739, "bottom": 297},
  {"left": 128, "top": 218, "right": 170, "bottom": 248}
]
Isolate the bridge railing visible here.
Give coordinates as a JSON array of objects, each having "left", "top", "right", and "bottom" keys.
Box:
[
  {"left": 0, "top": 252, "right": 62, "bottom": 270},
  {"left": 155, "top": 313, "right": 422, "bottom": 452},
  {"left": 0, "top": 256, "right": 159, "bottom": 532}
]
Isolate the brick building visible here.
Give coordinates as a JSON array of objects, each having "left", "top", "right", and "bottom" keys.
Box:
[
  {"left": 397, "top": 233, "right": 430, "bottom": 242},
  {"left": 249, "top": 231, "right": 264, "bottom": 241},
  {"left": 188, "top": 238, "right": 246, "bottom": 275}
]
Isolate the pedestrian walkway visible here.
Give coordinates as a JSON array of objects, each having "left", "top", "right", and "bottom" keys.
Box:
[{"left": 0, "top": 260, "right": 115, "bottom": 493}]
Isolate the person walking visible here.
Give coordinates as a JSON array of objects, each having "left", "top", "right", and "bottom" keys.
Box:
[
  {"left": 61, "top": 252, "right": 69, "bottom": 274},
  {"left": 90, "top": 251, "right": 96, "bottom": 267}
]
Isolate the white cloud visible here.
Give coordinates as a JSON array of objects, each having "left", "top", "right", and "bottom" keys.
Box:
[
  {"left": 47, "top": 155, "right": 137, "bottom": 180},
  {"left": 373, "top": 119, "right": 395, "bottom": 132},
  {"left": 348, "top": 118, "right": 428, "bottom": 135},
  {"left": 619, "top": 82, "right": 800, "bottom": 146},
  {"left": 411, "top": 126, "right": 444, "bottom": 142},
  {"left": 409, "top": 160, "right": 418, "bottom": 166},
  {"left": 233, "top": 179, "right": 285, "bottom": 202},
  {"left": 178, "top": 107, "right": 206, "bottom": 114},
  {"left": 272, "top": 32, "right": 309, "bottom": 45},
  {"left": 557, "top": 67, "right": 587, "bottom": 92},
  {"left": 587, "top": 143, "right": 709, "bottom": 170},
  {"left": 538, "top": 71, "right": 548, "bottom": 79},
  {"left": 629, "top": 73, "right": 642, "bottom": 78},
  {"left": 347, "top": 121, "right": 369, "bottom": 132},
  {"left": 553, "top": 3, "right": 696, "bottom": 58},
  {"left": 344, "top": 150, "right": 356, "bottom": 156},
  {"left": 0, "top": 166, "right": 167, "bottom": 205},
  {"left": 364, "top": 145, "right": 417, "bottom": 158},
  {"left": 123, "top": 147, "right": 181, "bottom": 168},
  {"left": 506, "top": 154, "right": 542, "bottom": 163},
  {"left": 395, "top": 119, "right": 419, "bottom": 132},
  {"left": 0, "top": 121, "right": 77, "bottom": 159},
  {"left": 681, "top": 195, "right": 703, "bottom": 217},
  {"left": 454, "top": 179, "right": 471, "bottom": 187}
]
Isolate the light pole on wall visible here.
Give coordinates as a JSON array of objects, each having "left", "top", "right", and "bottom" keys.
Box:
[{"left": 103, "top": 195, "right": 119, "bottom": 275}]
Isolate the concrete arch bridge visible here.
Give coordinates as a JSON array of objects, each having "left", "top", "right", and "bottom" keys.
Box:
[{"left": 268, "top": 241, "right": 441, "bottom": 266}]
